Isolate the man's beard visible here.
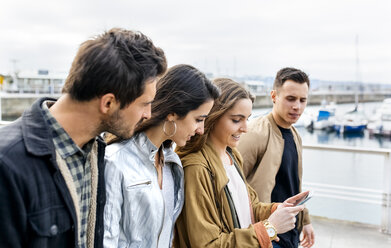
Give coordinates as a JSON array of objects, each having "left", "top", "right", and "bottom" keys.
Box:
[
  {"left": 99, "top": 110, "right": 145, "bottom": 140},
  {"left": 99, "top": 110, "right": 131, "bottom": 140}
]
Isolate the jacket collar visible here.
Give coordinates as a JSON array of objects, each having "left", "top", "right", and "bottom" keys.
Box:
[
  {"left": 266, "top": 112, "right": 284, "bottom": 138},
  {"left": 22, "top": 97, "right": 58, "bottom": 156},
  {"left": 201, "top": 141, "right": 244, "bottom": 230},
  {"left": 266, "top": 112, "right": 301, "bottom": 143},
  {"left": 196, "top": 141, "right": 245, "bottom": 194},
  {"left": 133, "top": 132, "right": 182, "bottom": 167},
  {"left": 204, "top": 141, "right": 229, "bottom": 192},
  {"left": 21, "top": 97, "right": 106, "bottom": 157}
]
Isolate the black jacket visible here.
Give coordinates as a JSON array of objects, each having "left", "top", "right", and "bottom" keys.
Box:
[{"left": 0, "top": 98, "right": 106, "bottom": 248}]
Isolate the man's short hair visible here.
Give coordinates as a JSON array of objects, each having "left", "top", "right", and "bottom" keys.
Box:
[
  {"left": 273, "top": 67, "right": 310, "bottom": 90},
  {"left": 62, "top": 28, "right": 167, "bottom": 108}
]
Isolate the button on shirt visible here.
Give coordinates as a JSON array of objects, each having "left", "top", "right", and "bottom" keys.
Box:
[{"left": 41, "top": 101, "right": 94, "bottom": 248}]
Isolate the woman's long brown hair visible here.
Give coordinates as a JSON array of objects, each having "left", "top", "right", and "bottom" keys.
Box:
[{"left": 176, "top": 78, "right": 254, "bottom": 157}]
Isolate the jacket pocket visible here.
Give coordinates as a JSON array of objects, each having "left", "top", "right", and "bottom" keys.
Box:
[
  {"left": 126, "top": 179, "right": 152, "bottom": 190},
  {"left": 29, "top": 206, "right": 72, "bottom": 237}
]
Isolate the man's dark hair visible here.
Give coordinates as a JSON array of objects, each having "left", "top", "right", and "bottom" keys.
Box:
[
  {"left": 273, "top": 67, "right": 310, "bottom": 90},
  {"left": 62, "top": 28, "right": 167, "bottom": 108}
]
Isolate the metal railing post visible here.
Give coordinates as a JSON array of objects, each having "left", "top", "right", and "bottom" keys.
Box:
[
  {"left": 0, "top": 93, "right": 2, "bottom": 122},
  {"left": 382, "top": 152, "right": 391, "bottom": 234}
]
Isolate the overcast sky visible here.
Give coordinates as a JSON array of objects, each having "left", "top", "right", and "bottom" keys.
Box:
[{"left": 1, "top": 0, "right": 390, "bottom": 83}]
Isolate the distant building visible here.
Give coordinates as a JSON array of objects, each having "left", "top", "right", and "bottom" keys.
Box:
[
  {"left": 1, "top": 70, "right": 67, "bottom": 94},
  {"left": 243, "top": 80, "right": 267, "bottom": 95}
]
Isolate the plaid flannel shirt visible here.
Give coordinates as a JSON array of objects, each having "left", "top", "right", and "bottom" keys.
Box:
[{"left": 41, "top": 101, "right": 93, "bottom": 248}]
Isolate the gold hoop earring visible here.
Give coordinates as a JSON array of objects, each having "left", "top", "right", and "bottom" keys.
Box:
[{"left": 163, "top": 120, "right": 177, "bottom": 137}]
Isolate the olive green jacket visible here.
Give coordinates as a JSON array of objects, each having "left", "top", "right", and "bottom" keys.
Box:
[
  {"left": 237, "top": 113, "right": 311, "bottom": 230},
  {"left": 174, "top": 142, "right": 275, "bottom": 248}
]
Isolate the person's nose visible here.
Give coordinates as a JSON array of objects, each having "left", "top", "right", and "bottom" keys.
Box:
[
  {"left": 292, "top": 100, "right": 300, "bottom": 110},
  {"left": 240, "top": 121, "right": 248, "bottom": 133},
  {"left": 195, "top": 122, "right": 205, "bottom": 135},
  {"left": 143, "top": 105, "right": 152, "bottom": 119}
]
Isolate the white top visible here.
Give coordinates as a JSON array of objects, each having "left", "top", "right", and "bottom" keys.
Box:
[{"left": 223, "top": 162, "right": 252, "bottom": 228}]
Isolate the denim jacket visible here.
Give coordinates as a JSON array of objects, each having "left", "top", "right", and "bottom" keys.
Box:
[
  {"left": 0, "top": 98, "right": 106, "bottom": 248},
  {"left": 103, "top": 132, "right": 184, "bottom": 248}
]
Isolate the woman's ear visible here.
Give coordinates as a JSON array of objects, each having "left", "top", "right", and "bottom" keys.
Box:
[{"left": 166, "top": 113, "right": 178, "bottom": 122}]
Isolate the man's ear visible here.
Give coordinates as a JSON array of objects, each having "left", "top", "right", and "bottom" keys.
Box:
[
  {"left": 99, "top": 93, "right": 119, "bottom": 114},
  {"left": 271, "top": 90, "right": 277, "bottom": 104}
]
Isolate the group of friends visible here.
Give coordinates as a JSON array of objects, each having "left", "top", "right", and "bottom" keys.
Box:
[{"left": 0, "top": 28, "right": 315, "bottom": 248}]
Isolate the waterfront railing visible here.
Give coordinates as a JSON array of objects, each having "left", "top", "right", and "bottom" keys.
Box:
[
  {"left": 0, "top": 121, "right": 11, "bottom": 126},
  {"left": 302, "top": 144, "right": 391, "bottom": 234}
]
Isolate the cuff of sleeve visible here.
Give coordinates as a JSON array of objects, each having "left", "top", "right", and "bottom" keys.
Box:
[
  {"left": 253, "top": 222, "right": 272, "bottom": 248},
  {"left": 303, "top": 207, "right": 311, "bottom": 225},
  {"left": 271, "top": 203, "right": 280, "bottom": 213}
]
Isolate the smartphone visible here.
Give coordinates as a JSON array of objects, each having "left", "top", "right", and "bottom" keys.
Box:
[{"left": 296, "top": 191, "right": 313, "bottom": 206}]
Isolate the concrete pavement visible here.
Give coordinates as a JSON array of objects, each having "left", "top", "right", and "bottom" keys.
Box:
[{"left": 303, "top": 216, "right": 391, "bottom": 248}]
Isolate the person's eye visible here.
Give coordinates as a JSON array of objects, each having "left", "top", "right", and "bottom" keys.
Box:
[
  {"left": 232, "top": 119, "right": 240, "bottom": 123},
  {"left": 300, "top": 99, "right": 307, "bottom": 103},
  {"left": 196, "top": 119, "right": 204, "bottom": 123}
]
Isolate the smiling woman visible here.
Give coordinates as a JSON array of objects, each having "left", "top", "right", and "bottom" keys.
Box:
[
  {"left": 174, "top": 78, "right": 307, "bottom": 248},
  {"left": 102, "top": 64, "right": 219, "bottom": 248}
]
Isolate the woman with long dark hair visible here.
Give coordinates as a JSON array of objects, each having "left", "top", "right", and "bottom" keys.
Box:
[{"left": 103, "top": 64, "right": 220, "bottom": 248}]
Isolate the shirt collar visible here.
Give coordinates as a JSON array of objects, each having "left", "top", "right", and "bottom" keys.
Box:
[{"left": 41, "top": 100, "right": 95, "bottom": 159}]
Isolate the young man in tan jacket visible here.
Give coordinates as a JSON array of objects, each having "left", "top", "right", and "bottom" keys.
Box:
[{"left": 238, "top": 67, "right": 315, "bottom": 248}]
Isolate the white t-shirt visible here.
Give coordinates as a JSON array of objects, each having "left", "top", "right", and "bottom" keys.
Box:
[{"left": 223, "top": 162, "right": 252, "bottom": 228}]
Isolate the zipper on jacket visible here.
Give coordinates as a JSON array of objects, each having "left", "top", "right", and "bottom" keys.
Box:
[{"left": 126, "top": 180, "right": 152, "bottom": 189}]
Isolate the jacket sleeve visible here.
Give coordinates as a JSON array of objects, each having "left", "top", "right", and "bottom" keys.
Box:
[
  {"left": 0, "top": 161, "right": 26, "bottom": 248},
  {"left": 176, "top": 164, "right": 271, "bottom": 248},
  {"left": 300, "top": 207, "right": 311, "bottom": 228},
  {"left": 237, "top": 129, "right": 268, "bottom": 178},
  {"left": 103, "top": 158, "right": 124, "bottom": 248}
]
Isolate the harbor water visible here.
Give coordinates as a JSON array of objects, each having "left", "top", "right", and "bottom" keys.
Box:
[{"left": 253, "top": 101, "right": 391, "bottom": 149}]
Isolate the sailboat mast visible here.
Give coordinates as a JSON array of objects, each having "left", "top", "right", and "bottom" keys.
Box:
[{"left": 355, "top": 34, "right": 360, "bottom": 110}]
